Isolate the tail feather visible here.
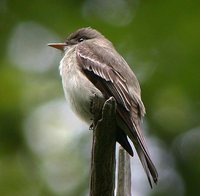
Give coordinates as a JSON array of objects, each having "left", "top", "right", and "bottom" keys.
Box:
[
  {"left": 134, "top": 136, "right": 158, "bottom": 186},
  {"left": 130, "top": 117, "right": 158, "bottom": 186},
  {"left": 116, "top": 126, "right": 158, "bottom": 187},
  {"left": 135, "top": 145, "right": 153, "bottom": 188},
  {"left": 116, "top": 107, "right": 158, "bottom": 186},
  {"left": 116, "top": 128, "right": 134, "bottom": 157}
]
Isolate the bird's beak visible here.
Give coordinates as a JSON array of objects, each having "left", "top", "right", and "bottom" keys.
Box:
[{"left": 48, "top": 43, "right": 67, "bottom": 51}]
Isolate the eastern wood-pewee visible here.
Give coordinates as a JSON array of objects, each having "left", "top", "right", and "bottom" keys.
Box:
[{"left": 48, "top": 27, "right": 158, "bottom": 187}]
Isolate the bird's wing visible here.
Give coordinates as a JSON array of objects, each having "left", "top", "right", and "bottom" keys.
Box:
[
  {"left": 78, "top": 46, "right": 133, "bottom": 112},
  {"left": 76, "top": 42, "right": 141, "bottom": 135},
  {"left": 76, "top": 42, "right": 158, "bottom": 186}
]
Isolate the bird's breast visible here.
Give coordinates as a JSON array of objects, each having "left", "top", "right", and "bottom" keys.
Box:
[{"left": 59, "top": 47, "right": 104, "bottom": 123}]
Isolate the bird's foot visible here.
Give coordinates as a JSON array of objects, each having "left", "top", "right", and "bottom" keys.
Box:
[
  {"left": 90, "top": 94, "right": 103, "bottom": 127},
  {"left": 89, "top": 122, "right": 94, "bottom": 130}
]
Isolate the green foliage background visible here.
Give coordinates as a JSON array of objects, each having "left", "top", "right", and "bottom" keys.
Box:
[{"left": 0, "top": 0, "right": 199, "bottom": 195}]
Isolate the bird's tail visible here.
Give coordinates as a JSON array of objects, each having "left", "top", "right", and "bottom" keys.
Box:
[
  {"left": 116, "top": 124, "right": 158, "bottom": 187},
  {"left": 116, "top": 128, "right": 134, "bottom": 157},
  {"left": 129, "top": 110, "right": 158, "bottom": 187},
  {"left": 116, "top": 111, "right": 158, "bottom": 187},
  {"left": 134, "top": 141, "right": 158, "bottom": 188}
]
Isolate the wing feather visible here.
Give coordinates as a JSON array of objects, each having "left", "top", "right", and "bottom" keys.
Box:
[
  {"left": 77, "top": 45, "right": 132, "bottom": 111},
  {"left": 76, "top": 42, "right": 158, "bottom": 185}
]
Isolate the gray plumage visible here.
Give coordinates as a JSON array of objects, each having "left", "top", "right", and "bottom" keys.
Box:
[{"left": 49, "top": 27, "right": 158, "bottom": 187}]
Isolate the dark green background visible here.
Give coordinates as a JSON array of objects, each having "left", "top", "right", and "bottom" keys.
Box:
[{"left": 0, "top": 0, "right": 199, "bottom": 195}]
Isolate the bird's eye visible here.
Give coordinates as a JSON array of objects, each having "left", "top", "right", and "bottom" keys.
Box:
[{"left": 78, "top": 37, "right": 84, "bottom": 42}]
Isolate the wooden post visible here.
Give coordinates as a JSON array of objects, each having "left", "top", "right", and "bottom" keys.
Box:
[
  {"left": 90, "top": 97, "right": 117, "bottom": 196},
  {"left": 116, "top": 147, "right": 132, "bottom": 196}
]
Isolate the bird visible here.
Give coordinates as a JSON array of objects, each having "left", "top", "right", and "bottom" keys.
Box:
[{"left": 48, "top": 27, "right": 158, "bottom": 187}]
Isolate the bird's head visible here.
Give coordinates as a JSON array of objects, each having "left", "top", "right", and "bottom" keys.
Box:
[{"left": 48, "top": 27, "right": 104, "bottom": 51}]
